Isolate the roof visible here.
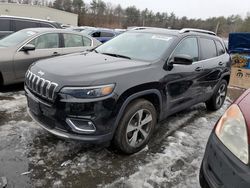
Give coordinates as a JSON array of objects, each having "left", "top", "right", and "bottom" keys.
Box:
[
  {"left": 0, "top": 15, "right": 57, "bottom": 23},
  {"left": 21, "top": 28, "right": 86, "bottom": 35}
]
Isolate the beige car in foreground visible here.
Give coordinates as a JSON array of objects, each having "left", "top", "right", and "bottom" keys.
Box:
[{"left": 0, "top": 28, "right": 101, "bottom": 85}]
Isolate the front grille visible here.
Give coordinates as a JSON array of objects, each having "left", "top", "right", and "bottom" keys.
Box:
[{"left": 25, "top": 70, "right": 58, "bottom": 100}]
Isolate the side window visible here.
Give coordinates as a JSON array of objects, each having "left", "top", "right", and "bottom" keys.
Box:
[
  {"left": 173, "top": 37, "right": 199, "bottom": 62},
  {"left": 100, "top": 32, "right": 114, "bottom": 37},
  {"left": 28, "top": 33, "right": 59, "bottom": 49},
  {"left": 0, "top": 19, "right": 11, "bottom": 31},
  {"left": 40, "top": 22, "right": 54, "bottom": 28},
  {"left": 63, "top": 33, "right": 84, "bottom": 47},
  {"left": 92, "top": 32, "right": 100, "bottom": 38},
  {"left": 200, "top": 38, "right": 217, "bottom": 60},
  {"left": 82, "top": 36, "right": 92, "bottom": 46},
  {"left": 14, "top": 20, "right": 38, "bottom": 31},
  {"left": 215, "top": 40, "right": 225, "bottom": 56}
]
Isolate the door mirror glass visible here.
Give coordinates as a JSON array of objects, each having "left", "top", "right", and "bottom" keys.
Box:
[{"left": 22, "top": 44, "right": 35, "bottom": 51}]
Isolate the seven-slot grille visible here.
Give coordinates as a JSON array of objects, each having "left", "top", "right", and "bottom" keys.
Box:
[{"left": 25, "top": 70, "right": 58, "bottom": 100}]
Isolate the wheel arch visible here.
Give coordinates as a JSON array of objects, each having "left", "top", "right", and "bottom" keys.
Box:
[{"left": 112, "top": 84, "right": 164, "bottom": 135}]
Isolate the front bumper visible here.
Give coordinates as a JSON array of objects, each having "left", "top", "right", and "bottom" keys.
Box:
[
  {"left": 200, "top": 132, "right": 250, "bottom": 188},
  {"left": 25, "top": 86, "right": 115, "bottom": 143}
]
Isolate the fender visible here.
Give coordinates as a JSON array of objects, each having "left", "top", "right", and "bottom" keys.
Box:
[{"left": 112, "top": 89, "right": 163, "bottom": 135}]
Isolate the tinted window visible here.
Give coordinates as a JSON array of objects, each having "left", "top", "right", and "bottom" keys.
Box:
[
  {"left": 82, "top": 36, "right": 92, "bottom": 46},
  {"left": 63, "top": 34, "right": 83, "bottom": 47},
  {"left": 100, "top": 31, "right": 114, "bottom": 37},
  {"left": 92, "top": 32, "right": 100, "bottom": 37},
  {"left": 29, "top": 33, "right": 59, "bottom": 49},
  {"left": 200, "top": 38, "right": 217, "bottom": 60},
  {"left": 14, "top": 20, "right": 38, "bottom": 31},
  {"left": 174, "top": 37, "right": 199, "bottom": 62},
  {"left": 215, "top": 40, "right": 225, "bottom": 56},
  {"left": 40, "top": 22, "right": 54, "bottom": 28},
  {"left": 0, "top": 19, "right": 11, "bottom": 31}
]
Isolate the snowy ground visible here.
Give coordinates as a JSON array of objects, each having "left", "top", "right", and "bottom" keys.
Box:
[{"left": 0, "top": 84, "right": 245, "bottom": 188}]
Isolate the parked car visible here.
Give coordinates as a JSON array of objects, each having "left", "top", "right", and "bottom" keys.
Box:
[
  {"left": 0, "top": 28, "right": 101, "bottom": 85},
  {"left": 81, "top": 28, "right": 117, "bottom": 43},
  {"left": 200, "top": 89, "right": 250, "bottom": 188},
  {"left": 25, "top": 28, "right": 231, "bottom": 154},
  {"left": 0, "top": 15, "right": 62, "bottom": 39}
]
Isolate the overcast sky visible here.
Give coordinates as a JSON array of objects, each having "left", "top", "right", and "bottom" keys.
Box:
[{"left": 84, "top": 0, "right": 249, "bottom": 19}]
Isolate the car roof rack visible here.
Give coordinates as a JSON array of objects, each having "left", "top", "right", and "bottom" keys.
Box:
[{"left": 179, "top": 28, "right": 216, "bottom": 36}]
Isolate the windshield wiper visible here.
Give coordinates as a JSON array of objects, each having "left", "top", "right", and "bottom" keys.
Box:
[{"left": 101, "top": 53, "right": 131, "bottom": 60}]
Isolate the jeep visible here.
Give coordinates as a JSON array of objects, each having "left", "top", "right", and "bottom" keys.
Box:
[{"left": 25, "top": 28, "right": 231, "bottom": 154}]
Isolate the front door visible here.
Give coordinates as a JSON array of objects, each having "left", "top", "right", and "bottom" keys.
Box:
[
  {"left": 163, "top": 37, "right": 205, "bottom": 115},
  {"left": 13, "top": 33, "right": 61, "bottom": 79}
]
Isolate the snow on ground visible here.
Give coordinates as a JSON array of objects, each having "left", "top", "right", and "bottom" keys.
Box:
[{"left": 0, "top": 87, "right": 234, "bottom": 188}]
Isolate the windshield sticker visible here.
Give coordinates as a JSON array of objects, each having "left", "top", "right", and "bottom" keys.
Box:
[{"left": 151, "top": 35, "right": 173, "bottom": 41}]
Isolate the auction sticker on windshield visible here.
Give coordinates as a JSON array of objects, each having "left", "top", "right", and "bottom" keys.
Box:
[{"left": 151, "top": 35, "right": 173, "bottom": 41}]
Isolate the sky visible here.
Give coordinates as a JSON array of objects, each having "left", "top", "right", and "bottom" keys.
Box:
[{"left": 84, "top": 0, "right": 250, "bottom": 19}]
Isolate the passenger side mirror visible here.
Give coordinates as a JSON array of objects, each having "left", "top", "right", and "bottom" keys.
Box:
[
  {"left": 21, "top": 44, "right": 35, "bottom": 51},
  {"left": 171, "top": 54, "right": 193, "bottom": 65}
]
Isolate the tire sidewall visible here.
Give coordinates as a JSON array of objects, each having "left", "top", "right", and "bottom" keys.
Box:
[{"left": 115, "top": 100, "right": 157, "bottom": 154}]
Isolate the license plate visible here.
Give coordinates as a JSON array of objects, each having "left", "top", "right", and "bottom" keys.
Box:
[{"left": 28, "top": 97, "right": 41, "bottom": 115}]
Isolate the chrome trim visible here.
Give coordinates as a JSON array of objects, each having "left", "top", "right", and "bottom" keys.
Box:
[
  {"left": 66, "top": 118, "right": 96, "bottom": 134},
  {"left": 25, "top": 70, "right": 58, "bottom": 100}
]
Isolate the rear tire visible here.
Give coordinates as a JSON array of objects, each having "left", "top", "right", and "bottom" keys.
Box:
[
  {"left": 113, "top": 99, "right": 157, "bottom": 154},
  {"left": 206, "top": 79, "right": 227, "bottom": 111}
]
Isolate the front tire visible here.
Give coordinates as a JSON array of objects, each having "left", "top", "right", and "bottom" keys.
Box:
[
  {"left": 206, "top": 79, "right": 227, "bottom": 111},
  {"left": 113, "top": 99, "right": 157, "bottom": 154}
]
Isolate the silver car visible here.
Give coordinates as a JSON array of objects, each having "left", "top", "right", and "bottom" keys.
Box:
[{"left": 0, "top": 28, "right": 101, "bottom": 85}]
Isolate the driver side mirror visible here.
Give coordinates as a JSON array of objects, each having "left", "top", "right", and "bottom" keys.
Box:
[
  {"left": 171, "top": 54, "right": 193, "bottom": 65},
  {"left": 21, "top": 44, "right": 35, "bottom": 51}
]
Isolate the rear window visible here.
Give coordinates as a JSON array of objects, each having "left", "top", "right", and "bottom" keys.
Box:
[
  {"left": 200, "top": 38, "right": 217, "bottom": 60},
  {"left": 0, "top": 19, "right": 11, "bottom": 31},
  {"left": 63, "top": 33, "right": 84, "bottom": 47},
  {"left": 14, "top": 20, "right": 39, "bottom": 31}
]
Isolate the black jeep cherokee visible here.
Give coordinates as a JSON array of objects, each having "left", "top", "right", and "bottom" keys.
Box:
[{"left": 25, "top": 28, "right": 231, "bottom": 154}]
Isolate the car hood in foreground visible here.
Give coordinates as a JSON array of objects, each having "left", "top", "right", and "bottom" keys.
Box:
[{"left": 30, "top": 52, "right": 152, "bottom": 86}]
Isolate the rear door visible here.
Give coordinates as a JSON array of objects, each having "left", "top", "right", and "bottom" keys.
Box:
[
  {"left": 164, "top": 37, "right": 205, "bottom": 114},
  {"left": 13, "top": 33, "right": 62, "bottom": 79},
  {"left": 61, "top": 33, "right": 93, "bottom": 54},
  {"left": 198, "top": 37, "right": 223, "bottom": 97}
]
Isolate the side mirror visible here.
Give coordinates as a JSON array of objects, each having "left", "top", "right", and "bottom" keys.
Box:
[
  {"left": 21, "top": 44, "right": 35, "bottom": 51},
  {"left": 171, "top": 54, "right": 193, "bottom": 65}
]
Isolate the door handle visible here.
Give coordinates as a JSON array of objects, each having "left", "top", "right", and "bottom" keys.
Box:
[
  {"left": 218, "top": 62, "right": 224, "bottom": 66},
  {"left": 53, "top": 52, "right": 60, "bottom": 56},
  {"left": 195, "top": 67, "right": 203, "bottom": 72}
]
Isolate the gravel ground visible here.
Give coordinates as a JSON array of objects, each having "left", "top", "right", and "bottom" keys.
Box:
[{"left": 0, "top": 84, "right": 245, "bottom": 188}]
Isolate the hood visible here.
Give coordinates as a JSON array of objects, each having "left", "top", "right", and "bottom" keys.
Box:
[{"left": 30, "top": 52, "right": 151, "bottom": 86}]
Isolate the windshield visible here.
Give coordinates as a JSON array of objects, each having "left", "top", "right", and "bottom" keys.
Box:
[
  {"left": 95, "top": 32, "right": 176, "bottom": 61},
  {"left": 0, "top": 30, "right": 37, "bottom": 47}
]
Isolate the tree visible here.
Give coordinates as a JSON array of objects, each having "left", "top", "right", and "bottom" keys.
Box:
[
  {"left": 63, "top": 0, "right": 72, "bottom": 12},
  {"left": 53, "top": 0, "right": 63, "bottom": 10}
]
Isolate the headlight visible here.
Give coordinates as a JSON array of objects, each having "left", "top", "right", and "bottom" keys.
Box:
[
  {"left": 215, "top": 104, "right": 249, "bottom": 164},
  {"left": 60, "top": 84, "right": 115, "bottom": 99}
]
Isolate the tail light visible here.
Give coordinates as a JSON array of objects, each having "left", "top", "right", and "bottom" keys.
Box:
[{"left": 215, "top": 104, "right": 249, "bottom": 164}]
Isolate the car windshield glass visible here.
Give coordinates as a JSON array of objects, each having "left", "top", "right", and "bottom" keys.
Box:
[
  {"left": 95, "top": 32, "right": 176, "bottom": 61},
  {"left": 0, "top": 30, "right": 37, "bottom": 47}
]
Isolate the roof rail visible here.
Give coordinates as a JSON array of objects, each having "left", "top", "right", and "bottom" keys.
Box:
[{"left": 179, "top": 28, "right": 216, "bottom": 36}]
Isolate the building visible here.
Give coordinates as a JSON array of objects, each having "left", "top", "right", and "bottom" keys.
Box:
[{"left": 0, "top": 3, "right": 78, "bottom": 26}]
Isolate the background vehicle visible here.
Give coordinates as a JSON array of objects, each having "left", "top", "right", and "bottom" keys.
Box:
[
  {"left": 25, "top": 28, "right": 231, "bottom": 154},
  {"left": 0, "top": 15, "right": 62, "bottom": 39},
  {"left": 0, "top": 28, "right": 101, "bottom": 85},
  {"left": 200, "top": 89, "right": 250, "bottom": 188},
  {"left": 81, "top": 28, "right": 117, "bottom": 43}
]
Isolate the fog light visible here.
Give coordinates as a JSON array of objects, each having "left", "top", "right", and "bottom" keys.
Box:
[{"left": 66, "top": 118, "right": 96, "bottom": 134}]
